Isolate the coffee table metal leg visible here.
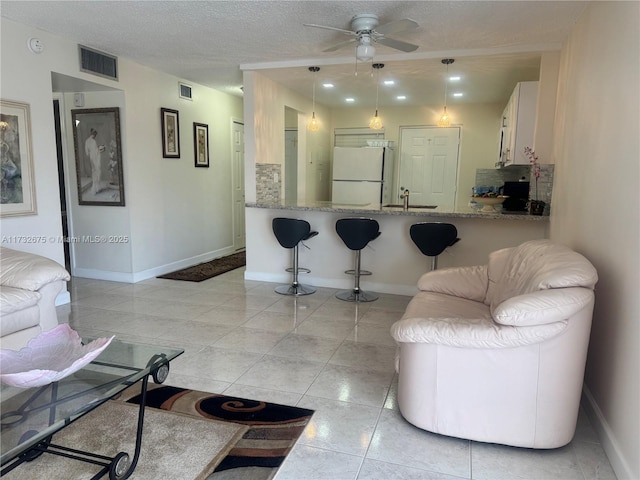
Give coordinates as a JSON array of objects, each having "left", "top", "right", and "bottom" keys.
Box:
[
  {"left": 107, "top": 355, "right": 170, "bottom": 479},
  {"left": 113, "top": 372, "right": 150, "bottom": 479}
]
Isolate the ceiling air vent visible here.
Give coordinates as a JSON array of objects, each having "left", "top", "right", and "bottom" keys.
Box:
[
  {"left": 78, "top": 45, "right": 118, "bottom": 81},
  {"left": 179, "top": 82, "right": 193, "bottom": 100}
]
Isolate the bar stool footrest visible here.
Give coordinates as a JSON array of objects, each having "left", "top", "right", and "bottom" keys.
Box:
[
  {"left": 344, "top": 269, "right": 372, "bottom": 276},
  {"left": 285, "top": 267, "right": 311, "bottom": 274}
]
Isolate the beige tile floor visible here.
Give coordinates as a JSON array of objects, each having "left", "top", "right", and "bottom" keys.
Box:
[{"left": 57, "top": 268, "right": 617, "bottom": 480}]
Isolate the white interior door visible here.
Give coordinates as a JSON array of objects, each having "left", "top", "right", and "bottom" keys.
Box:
[
  {"left": 398, "top": 127, "right": 460, "bottom": 208},
  {"left": 232, "top": 120, "right": 245, "bottom": 250}
]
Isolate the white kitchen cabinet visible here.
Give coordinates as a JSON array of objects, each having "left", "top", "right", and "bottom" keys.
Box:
[{"left": 500, "top": 81, "right": 539, "bottom": 166}]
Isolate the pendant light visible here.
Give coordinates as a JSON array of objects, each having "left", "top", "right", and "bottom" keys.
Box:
[
  {"left": 437, "top": 58, "right": 455, "bottom": 128},
  {"left": 369, "top": 63, "right": 384, "bottom": 130},
  {"left": 308, "top": 66, "right": 320, "bottom": 132}
]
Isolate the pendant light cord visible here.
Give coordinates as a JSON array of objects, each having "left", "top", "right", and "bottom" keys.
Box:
[
  {"left": 443, "top": 59, "right": 452, "bottom": 109},
  {"left": 312, "top": 72, "right": 316, "bottom": 112},
  {"left": 374, "top": 66, "right": 380, "bottom": 115}
]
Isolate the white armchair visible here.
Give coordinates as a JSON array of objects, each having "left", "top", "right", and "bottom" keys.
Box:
[{"left": 391, "top": 239, "right": 598, "bottom": 449}]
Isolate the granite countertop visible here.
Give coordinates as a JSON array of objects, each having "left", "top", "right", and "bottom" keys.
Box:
[{"left": 246, "top": 201, "right": 548, "bottom": 221}]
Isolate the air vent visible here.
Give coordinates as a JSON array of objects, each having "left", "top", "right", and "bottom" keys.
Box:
[
  {"left": 78, "top": 45, "right": 118, "bottom": 81},
  {"left": 179, "top": 82, "right": 193, "bottom": 100}
]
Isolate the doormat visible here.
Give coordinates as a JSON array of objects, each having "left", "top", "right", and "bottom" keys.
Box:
[
  {"left": 157, "top": 251, "right": 245, "bottom": 282},
  {"left": 121, "top": 384, "right": 314, "bottom": 480}
]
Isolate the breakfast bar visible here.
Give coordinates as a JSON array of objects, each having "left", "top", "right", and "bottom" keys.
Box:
[{"left": 245, "top": 201, "right": 548, "bottom": 296}]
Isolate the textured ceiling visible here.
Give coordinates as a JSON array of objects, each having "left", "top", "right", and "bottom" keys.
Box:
[{"left": 1, "top": 1, "right": 588, "bottom": 107}]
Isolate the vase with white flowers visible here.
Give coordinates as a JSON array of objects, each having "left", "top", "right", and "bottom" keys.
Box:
[{"left": 523, "top": 146, "right": 546, "bottom": 215}]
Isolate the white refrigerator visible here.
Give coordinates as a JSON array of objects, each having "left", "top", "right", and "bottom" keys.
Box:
[{"left": 331, "top": 146, "right": 394, "bottom": 207}]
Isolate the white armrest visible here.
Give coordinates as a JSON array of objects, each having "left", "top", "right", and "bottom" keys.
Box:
[
  {"left": 0, "top": 247, "right": 70, "bottom": 291},
  {"left": 417, "top": 265, "right": 488, "bottom": 303}
]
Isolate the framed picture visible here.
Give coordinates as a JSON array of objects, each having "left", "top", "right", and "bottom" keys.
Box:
[
  {"left": 0, "top": 99, "right": 37, "bottom": 217},
  {"left": 193, "top": 122, "right": 209, "bottom": 168},
  {"left": 161, "top": 108, "right": 180, "bottom": 158},
  {"left": 71, "top": 107, "right": 125, "bottom": 206}
]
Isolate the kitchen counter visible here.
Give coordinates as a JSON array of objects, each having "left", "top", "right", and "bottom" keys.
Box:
[
  {"left": 246, "top": 200, "right": 547, "bottom": 221},
  {"left": 244, "top": 202, "right": 548, "bottom": 296}
]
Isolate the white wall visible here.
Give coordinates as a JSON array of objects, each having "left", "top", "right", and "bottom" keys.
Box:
[
  {"left": 551, "top": 3, "right": 639, "bottom": 479},
  {"left": 1, "top": 18, "right": 243, "bottom": 284},
  {"left": 60, "top": 90, "right": 133, "bottom": 275},
  {"left": 0, "top": 20, "right": 68, "bottom": 268}
]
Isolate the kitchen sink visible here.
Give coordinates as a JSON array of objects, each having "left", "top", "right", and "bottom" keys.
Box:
[{"left": 383, "top": 204, "right": 438, "bottom": 209}]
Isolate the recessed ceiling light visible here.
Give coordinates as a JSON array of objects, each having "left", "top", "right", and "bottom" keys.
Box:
[
  {"left": 384, "top": 80, "right": 395, "bottom": 86},
  {"left": 449, "top": 76, "right": 461, "bottom": 81},
  {"left": 453, "top": 92, "right": 463, "bottom": 97},
  {"left": 345, "top": 98, "right": 355, "bottom": 102},
  {"left": 397, "top": 95, "right": 406, "bottom": 100},
  {"left": 322, "top": 83, "right": 334, "bottom": 88}
]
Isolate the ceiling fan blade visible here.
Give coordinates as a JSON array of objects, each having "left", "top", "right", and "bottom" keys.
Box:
[
  {"left": 323, "top": 38, "right": 357, "bottom": 52},
  {"left": 303, "top": 23, "right": 356, "bottom": 35},
  {"left": 375, "top": 36, "right": 419, "bottom": 53},
  {"left": 374, "top": 18, "right": 419, "bottom": 36}
]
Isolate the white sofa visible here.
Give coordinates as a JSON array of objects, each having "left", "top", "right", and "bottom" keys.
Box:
[
  {"left": 0, "top": 247, "right": 70, "bottom": 350},
  {"left": 391, "top": 239, "right": 598, "bottom": 449}
]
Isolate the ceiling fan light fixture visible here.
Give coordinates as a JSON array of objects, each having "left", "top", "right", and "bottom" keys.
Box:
[{"left": 356, "top": 44, "right": 375, "bottom": 62}]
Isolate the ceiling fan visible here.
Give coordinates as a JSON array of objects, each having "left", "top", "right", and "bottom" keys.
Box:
[{"left": 304, "top": 14, "right": 419, "bottom": 61}]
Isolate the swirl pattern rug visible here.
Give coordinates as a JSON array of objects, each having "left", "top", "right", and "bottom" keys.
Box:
[
  {"left": 157, "top": 251, "right": 246, "bottom": 282},
  {"left": 122, "top": 384, "right": 314, "bottom": 480}
]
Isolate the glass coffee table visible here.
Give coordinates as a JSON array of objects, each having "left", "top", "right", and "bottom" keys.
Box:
[{"left": 0, "top": 338, "right": 183, "bottom": 479}]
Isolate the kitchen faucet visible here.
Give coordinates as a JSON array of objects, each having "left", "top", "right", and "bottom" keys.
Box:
[{"left": 400, "top": 187, "right": 410, "bottom": 210}]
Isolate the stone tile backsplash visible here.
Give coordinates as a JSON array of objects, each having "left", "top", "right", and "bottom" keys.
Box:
[
  {"left": 475, "top": 164, "right": 554, "bottom": 215},
  {"left": 475, "top": 166, "right": 530, "bottom": 191},
  {"left": 256, "top": 163, "right": 281, "bottom": 203}
]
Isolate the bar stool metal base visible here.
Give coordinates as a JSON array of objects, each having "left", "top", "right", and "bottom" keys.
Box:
[
  {"left": 335, "top": 289, "right": 379, "bottom": 302},
  {"left": 275, "top": 283, "right": 316, "bottom": 296}
]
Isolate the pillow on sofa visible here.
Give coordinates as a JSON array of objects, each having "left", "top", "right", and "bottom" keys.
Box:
[
  {"left": 489, "top": 240, "right": 598, "bottom": 311},
  {"left": 0, "top": 248, "right": 70, "bottom": 292},
  {"left": 491, "top": 287, "right": 595, "bottom": 327}
]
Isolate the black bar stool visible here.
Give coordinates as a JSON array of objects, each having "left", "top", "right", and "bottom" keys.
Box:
[
  {"left": 409, "top": 222, "right": 459, "bottom": 271},
  {"left": 272, "top": 217, "right": 318, "bottom": 296},
  {"left": 335, "top": 218, "right": 381, "bottom": 302}
]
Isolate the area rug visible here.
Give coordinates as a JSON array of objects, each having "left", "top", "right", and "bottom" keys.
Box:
[
  {"left": 121, "top": 384, "right": 314, "bottom": 480},
  {"left": 2, "top": 400, "right": 247, "bottom": 480},
  {"left": 158, "top": 251, "right": 245, "bottom": 282}
]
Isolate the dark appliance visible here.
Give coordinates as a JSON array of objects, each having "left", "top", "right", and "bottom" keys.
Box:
[{"left": 502, "top": 181, "right": 529, "bottom": 211}]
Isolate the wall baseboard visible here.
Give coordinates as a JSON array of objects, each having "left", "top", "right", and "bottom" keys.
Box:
[
  {"left": 72, "top": 247, "right": 237, "bottom": 284},
  {"left": 582, "top": 386, "right": 635, "bottom": 480}
]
